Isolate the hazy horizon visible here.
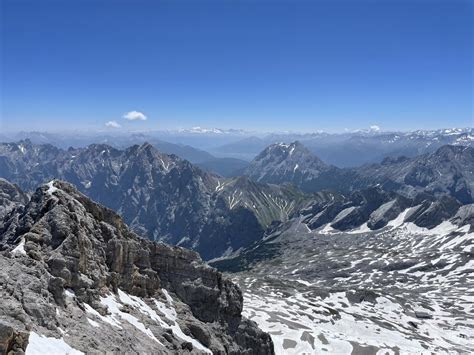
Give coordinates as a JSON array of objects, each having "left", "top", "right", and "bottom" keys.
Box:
[{"left": 1, "top": 125, "right": 473, "bottom": 136}]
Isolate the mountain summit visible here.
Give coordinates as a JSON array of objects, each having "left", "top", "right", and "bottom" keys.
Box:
[{"left": 244, "top": 141, "right": 332, "bottom": 187}]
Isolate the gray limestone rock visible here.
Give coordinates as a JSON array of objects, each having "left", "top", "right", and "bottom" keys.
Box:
[{"left": 0, "top": 180, "right": 274, "bottom": 354}]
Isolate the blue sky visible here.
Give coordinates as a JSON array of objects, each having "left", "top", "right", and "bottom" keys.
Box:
[{"left": 1, "top": 0, "right": 472, "bottom": 132}]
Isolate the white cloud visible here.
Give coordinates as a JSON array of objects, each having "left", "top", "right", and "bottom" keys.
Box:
[
  {"left": 370, "top": 125, "right": 381, "bottom": 132},
  {"left": 123, "top": 111, "right": 147, "bottom": 121},
  {"left": 105, "top": 120, "right": 121, "bottom": 128}
]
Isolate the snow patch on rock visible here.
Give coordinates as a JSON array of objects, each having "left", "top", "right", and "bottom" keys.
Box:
[{"left": 26, "top": 332, "right": 84, "bottom": 355}]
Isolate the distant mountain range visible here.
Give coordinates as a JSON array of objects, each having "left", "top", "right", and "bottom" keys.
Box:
[
  {"left": 2, "top": 131, "right": 215, "bottom": 163},
  {"left": 1, "top": 132, "right": 250, "bottom": 177},
  {"left": 213, "top": 127, "right": 474, "bottom": 166},
  {"left": 1, "top": 137, "right": 473, "bottom": 262},
  {"left": 0, "top": 140, "right": 305, "bottom": 260},
  {"left": 244, "top": 141, "right": 474, "bottom": 204},
  {"left": 5, "top": 127, "right": 474, "bottom": 168}
]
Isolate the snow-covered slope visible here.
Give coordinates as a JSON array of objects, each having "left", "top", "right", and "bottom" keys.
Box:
[{"left": 228, "top": 212, "right": 473, "bottom": 354}]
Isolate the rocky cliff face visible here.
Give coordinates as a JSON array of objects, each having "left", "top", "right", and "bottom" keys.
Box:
[{"left": 0, "top": 180, "right": 274, "bottom": 354}]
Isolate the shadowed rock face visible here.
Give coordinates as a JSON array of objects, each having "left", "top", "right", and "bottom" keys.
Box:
[{"left": 0, "top": 180, "right": 274, "bottom": 354}]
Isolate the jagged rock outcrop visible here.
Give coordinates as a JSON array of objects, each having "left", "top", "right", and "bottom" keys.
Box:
[
  {"left": 0, "top": 180, "right": 274, "bottom": 354},
  {"left": 0, "top": 321, "right": 29, "bottom": 355}
]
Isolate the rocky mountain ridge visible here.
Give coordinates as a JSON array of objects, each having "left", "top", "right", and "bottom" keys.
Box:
[
  {"left": 0, "top": 140, "right": 306, "bottom": 260},
  {"left": 244, "top": 142, "right": 474, "bottom": 204},
  {"left": 352, "top": 144, "right": 474, "bottom": 203},
  {"left": 0, "top": 180, "right": 274, "bottom": 354}
]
